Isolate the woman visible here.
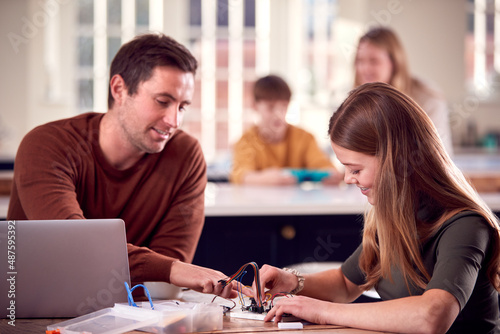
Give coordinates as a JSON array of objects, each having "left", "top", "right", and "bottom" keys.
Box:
[
  {"left": 258, "top": 83, "right": 500, "bottom": 333},
  {"left": 354, "top": 27, "right": 453, "bottom": 154}
]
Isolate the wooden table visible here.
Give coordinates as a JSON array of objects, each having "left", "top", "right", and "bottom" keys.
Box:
[
  {"left": 454, "top": 153, "right": 500, "bottom": 193},
  {"left": 0, "top": 316, "right": 389, "bottom": 334},
  {"left": 0, "top": 290, "right": 389, "bottom": 334}
]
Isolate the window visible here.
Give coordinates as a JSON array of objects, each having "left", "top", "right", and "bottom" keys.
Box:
[
  {"left": 75, "top": 0, "right": 339, "bottom": 162},
  {"left": 466, "top": 0, "right": 500, "bottom": 95},
  {"left": 76, "top": 0, "right": 151, "bottom": 112}
]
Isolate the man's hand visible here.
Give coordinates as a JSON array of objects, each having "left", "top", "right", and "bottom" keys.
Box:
[{"left": 169, "top": 261, "right": 238, "bottom": 298}]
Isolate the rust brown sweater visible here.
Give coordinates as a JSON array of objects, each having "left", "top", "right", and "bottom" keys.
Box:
[{"left": 8, "top": 113, "right": 207, "bottom": 284}]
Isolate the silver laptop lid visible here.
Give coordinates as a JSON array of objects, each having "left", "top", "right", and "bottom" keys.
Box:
[{"left": 0, "top": 219, "right": 130, "bottom": 318}]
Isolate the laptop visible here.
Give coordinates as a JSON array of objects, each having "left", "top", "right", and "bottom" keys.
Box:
[{"left": 0, "top": 219, "right": 131, "bottom": 318}]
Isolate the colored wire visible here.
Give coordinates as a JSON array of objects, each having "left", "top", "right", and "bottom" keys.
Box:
[
  {"left": 124, "top": 282, "right": 155, "bottom": 310},
  {"left": 211, "top": 295, "right": 236, "bottom": 312},
  {"left": 237, "top": 270, "right": 247, "bottom": 306},
  {"left": 264, "top": 292, "right": 273, "bottom": 305},
  {"left": 220, "top": 262, "right": 263, "bottom": 307}
]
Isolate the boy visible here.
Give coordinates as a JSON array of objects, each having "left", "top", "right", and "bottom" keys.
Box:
[{"left": 230, "top": 75, "right": 342, "bottom": 185}]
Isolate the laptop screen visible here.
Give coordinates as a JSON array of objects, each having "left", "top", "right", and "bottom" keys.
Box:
[{"left": 0, "top": 219, "right": 130, "bottom": 318}]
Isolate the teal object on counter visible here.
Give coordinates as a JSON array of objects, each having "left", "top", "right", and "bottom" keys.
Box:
[{"left": 287, "top": 169, "right": 331, "bottom": 182}]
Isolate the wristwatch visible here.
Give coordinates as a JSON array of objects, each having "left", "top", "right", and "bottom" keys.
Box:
[{"left": 282, "top": 267, "right": 305, "bottom": 294}]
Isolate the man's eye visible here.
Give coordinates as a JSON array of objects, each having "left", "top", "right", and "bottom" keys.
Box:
[
  {"left": 157, "top": 100, "right": 169, "bottom": 106},
  {"left": 351, "top": 170, "right": 360, "bottom": 175}
]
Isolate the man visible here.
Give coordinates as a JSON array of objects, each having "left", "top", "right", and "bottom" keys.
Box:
[{"left": 8, "top": 33, "right": 234, "bottom": 297}]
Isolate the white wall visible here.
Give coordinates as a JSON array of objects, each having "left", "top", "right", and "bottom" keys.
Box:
[
  {"left": 336, "top": 0, "right": 474, "bottom": 146},
  {"left": 0, "top": 0, "right": 30, "bottom": 158},
  {"left": 0, "top": 0, "right": 497, "bottom": 158},
  {"left": 0, "top": 0, "right": 77, "bottom": 158},
  {"left": 386, "top": 0, "right": 471, "bottom": 145},
  {"left": 336, "top": 0, "right": 500, "bottom": 146},
  {"left": 388, "top": 0, "right": 466, "bottom": 104}
]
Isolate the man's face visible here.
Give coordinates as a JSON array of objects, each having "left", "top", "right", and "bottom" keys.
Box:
[
  {"left": 253, "top": 99, "right": 289, "bottom": 142},
  {"left": 117, "top": 66, "right": 195, "bottom": 155}
]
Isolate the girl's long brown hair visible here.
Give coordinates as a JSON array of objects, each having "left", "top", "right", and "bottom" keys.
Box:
[{"left": 329, "top": 82, "right": 500, "bottom": 292}]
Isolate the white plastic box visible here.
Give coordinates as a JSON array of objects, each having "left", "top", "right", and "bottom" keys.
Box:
[
  {"left": 137, "top": 300, "right": 223, "bottom": 333},
  {"left": 47, "top": 301, "right": 223, "bottom": 334},
  {"left": 46, "top": 304, "right": 162, "bottom": 334}
]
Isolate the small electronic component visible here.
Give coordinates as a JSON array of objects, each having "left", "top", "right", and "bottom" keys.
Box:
[
  {"left": 278, "top": 322, "right": 303, "bottom": 329},
  {"left": 217, "top": 262, "right": 301, "bottom": 322},
  {"left": 218, "top": 262, "right": 264, "bottom": 311},
  {"left": 241, "top": 297, "right": 266, "bottom": 314}
]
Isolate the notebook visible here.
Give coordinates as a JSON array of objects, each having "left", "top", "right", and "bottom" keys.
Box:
[{"left": 0, "top": 219, "right": 131, "bottom": 318}]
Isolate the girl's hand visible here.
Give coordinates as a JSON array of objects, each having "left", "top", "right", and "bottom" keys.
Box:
[
  {"left": 253, "top": 264, "right": 299, "bottom": 300},
  {"left": 264, "top": 295, "right": 333, "bottom": 324}
]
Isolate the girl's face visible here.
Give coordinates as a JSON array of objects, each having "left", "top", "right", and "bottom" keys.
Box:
[
  {"left": 355, "top": 41, "right": 393, "bottom": 85},
  {"left": 332, "top": 143, "right": 379, "bottom": 205}
]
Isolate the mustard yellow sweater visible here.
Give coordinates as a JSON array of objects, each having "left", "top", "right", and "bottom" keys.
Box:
[{"left": 230, "top": 125, "right": 334, "bottom": 183}]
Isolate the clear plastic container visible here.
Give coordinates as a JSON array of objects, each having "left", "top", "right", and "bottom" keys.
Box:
[
  {"left": 47, "top": 301, "right": 223, "bottom": 334},
  {"left": 46, "top": 304, "right": 161, "bottom": 334},
  {"left": 138, "top": 300, "right": 223, "bottom": 333}
]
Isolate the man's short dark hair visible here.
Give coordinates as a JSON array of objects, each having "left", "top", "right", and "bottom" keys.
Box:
[
  {"left": 253, "top": 75, "right": 292, "bottom": 102},
  {"left": 108, "top": 33, "right": 198, "bottom": 109}
]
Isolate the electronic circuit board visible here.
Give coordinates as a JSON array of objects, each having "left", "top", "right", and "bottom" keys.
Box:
[
  {"left": 225, "top": 296, "right": 301, "bottom": 322},
  {"left": 226, "top": 307, "right": 301, "bottom": 322}
]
